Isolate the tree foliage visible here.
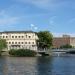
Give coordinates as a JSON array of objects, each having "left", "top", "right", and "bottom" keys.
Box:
[
  {"left": 0, "top": 39, "right": 7, "bottom": 55},
  {"left": 60, "top": 44, "right": 72, "bottom": 49},
  {"left": 37, "top": 31, "right": 53, "bottom": 49},
  {"left": 9, "top": 49, "right": 37, "bottom": 57}
]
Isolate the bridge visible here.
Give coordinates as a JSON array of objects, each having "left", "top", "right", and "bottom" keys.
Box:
[{"left": 37, "top": 48, "right": 75, "bottom": 56}]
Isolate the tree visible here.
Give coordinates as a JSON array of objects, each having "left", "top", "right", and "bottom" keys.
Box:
[
  {"left": 60, "top": 44, "right": 72, "bottom": 49},
  {"left": 0, "top": 39, "right": 7, "bottom": 55},
  {"left": 37, "top": 31, "right": 53, "bottom": 49}
]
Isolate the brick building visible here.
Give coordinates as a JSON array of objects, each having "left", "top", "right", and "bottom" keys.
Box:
[{"left": 52, "top": 35, "right": 75, "bottom": 48}]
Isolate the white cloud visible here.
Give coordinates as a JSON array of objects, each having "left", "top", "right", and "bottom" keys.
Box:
[
  {"left": 0, "top": 17, "right": 19, "bottom": 25},
  {"left": 34, "top": 27, "right": 38, "bottom": 30},
  {"left": 53, "top": 33, "right": 63, "bottom": 37},
  {"left": 53, "top": 33, "right": 75, "bottom": 37},
  {"left": 14, "top": 0, "right": 60, "bottom": 10},
  {"left": 29, "top": 0, "right": 51, "bottom": 8},
  {"left": 30, "top": 23, "right": 38, "bottom": 31},
  {"left": 0, "top": 10, "right": 5, "bottom": 16},
  {"left": 30, "top": 24, "right": 35, "bottom": 27},
  {"left": 69, "top": 18, "right": 75, "bottom": 23},
  {"left": 49, "top": 16, "right": 56, "bottom": 25},
  {"left": 12, "top": 0, "right": 75, "bottom": 11},
  {"left": 16, "top": 0, "right": 50, "bottom": 6},
  {"left": 0, "top": 10, "right": 19, "bottom": 25}
]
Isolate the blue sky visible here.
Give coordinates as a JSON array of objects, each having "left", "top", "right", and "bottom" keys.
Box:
[{"left": 0, "top": 0, "right": 75, "bottom": 36}]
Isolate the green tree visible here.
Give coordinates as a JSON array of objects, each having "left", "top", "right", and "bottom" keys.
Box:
[
  {"left": 60, "top": 44, "right": 72, "bottom": 49},
  {"left": 0, "top": 39, "right": 7, "bottom": 55},
  {"left": 37, "top": 31, "right": 53, "bottom": 49}
]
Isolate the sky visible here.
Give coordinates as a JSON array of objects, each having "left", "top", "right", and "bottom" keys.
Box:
[{"left": 0, "top": 0, "right": 75, "bottom": 36}]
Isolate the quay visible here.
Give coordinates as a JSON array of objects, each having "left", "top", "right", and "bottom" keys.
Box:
[{"left": 37, "top": 48, "right": 75, "bottom": 56}]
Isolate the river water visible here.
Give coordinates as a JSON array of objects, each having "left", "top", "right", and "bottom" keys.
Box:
[{"left": 0, "top": 55, "right": 75, "bottom": 75}]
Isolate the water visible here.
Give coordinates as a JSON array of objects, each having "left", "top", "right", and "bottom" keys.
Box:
[{"left": 0, "top": 55, "right": 75, "bottom": 75}]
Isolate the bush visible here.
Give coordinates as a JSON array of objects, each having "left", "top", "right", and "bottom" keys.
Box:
[
  {"left": 9, "top": 49, "right": 37, "bottom": 57},
  {"left": 0, "top": 51, "right": 1, "bottom": 56},
  {"left": 60, "top": 44, "right": 72, "bottom": 49}
]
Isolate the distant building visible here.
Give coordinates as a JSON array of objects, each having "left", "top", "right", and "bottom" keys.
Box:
[
  {"left": 0, "top": 31, "right": 38, "bottom": 51},
  {"left": 52, "top": 35, "right": 75, "bottom": 48}
]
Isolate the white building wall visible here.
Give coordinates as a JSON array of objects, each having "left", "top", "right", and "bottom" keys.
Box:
[{"left": 0, "top": 31, "right": 38, "bottom": 51}]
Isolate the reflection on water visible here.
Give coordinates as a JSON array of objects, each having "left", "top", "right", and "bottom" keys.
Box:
[
  {"left": 0, "top": 57, "right": 8, "bottom": 75},
  {"left": 0, "top": 55, "right": 75, "bottom": 75},
  {"left": 36, "top": 57, "right": 53, "bottom": 75}
]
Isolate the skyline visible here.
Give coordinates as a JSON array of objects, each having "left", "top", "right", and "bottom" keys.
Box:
[{"left": 0, "top": 0, "right": 75, "bottom": 36}]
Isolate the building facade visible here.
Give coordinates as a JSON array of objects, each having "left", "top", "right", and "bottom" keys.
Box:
[
  {"left": 52, "top": 35, "right": 75, "bottom": 48},
  {"left": 0, "top": 31, "right": 38, "bottom": 51}
]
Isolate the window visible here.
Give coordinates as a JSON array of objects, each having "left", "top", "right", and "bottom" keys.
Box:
[
  {"left": 15, "top": 36, "right": 17, "bottom": 38},
  {"left": 32, "top": 42, "right": 34, "bottom": 44},
  {"left": 15, "top": 42, "right": 17, "bottom": 44},
  {"left": 12, "top": 42, "right": 14, "bottom": 44},
  {"left": 3, "top": 36, "right": 5, "bottom": 38},
  {"left": 26, "top": 35, "right": 27, "bottom": 38},
  {"left": 29, "top": 36, "right": 31, "bottom": 38},
  {"left": 6, "top": 36, "right": 8, "bottom": 38},
  {"left": 22, "top": 36, "right": 24, "bottom": 38},
  {"left": 18, "top": 36, "right": 20, "bottom": 38},
  {"left": 9, "top": 42, "right": 11, "bottom": 44},
  {"left": 29, "top": 42, "right": 30, "bottom": 44},
  {"left": 12, "top": 36, "right": 14, "bottom": 38},
  {"left": 25, "top": 42, "right": 27, "bottom": 44},
  {"left": 18, "top": 42, "right": 20, "bottom": 44},
  {"left": 22, "top": 42, "right": 23, "bottom": 44}
]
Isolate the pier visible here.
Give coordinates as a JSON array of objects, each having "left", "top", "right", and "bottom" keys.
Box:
[{"left": 37, "top": 48, "right": 75, "bottom": 56}]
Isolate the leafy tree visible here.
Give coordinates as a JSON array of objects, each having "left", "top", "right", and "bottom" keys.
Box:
[
  {"left": 60, "top": 44, "right": 72, "bottom": 49},
  {"left": 37, "top": 31, "right": 53, "bottom": 49},
  {"left": 0, "top": 39, "right": 7, "bottom": 55}
]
